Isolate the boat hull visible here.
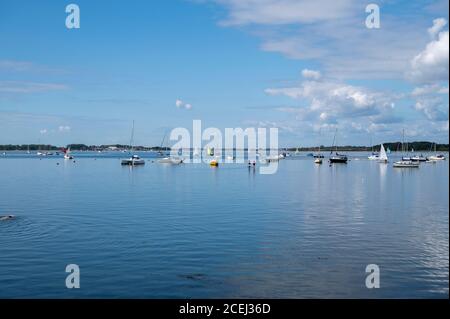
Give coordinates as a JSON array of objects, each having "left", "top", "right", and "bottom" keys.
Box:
[
  {"left": 329, "top": 157, "right": 348, "bottom": 163},
  {"left": 393, "top": 161, "right": 419, "bottom": 168},
  {"left": 121, "top": 159, "right": 145, "bottom": 166}
]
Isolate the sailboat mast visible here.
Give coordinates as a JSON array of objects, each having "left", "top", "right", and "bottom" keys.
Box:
[
  {"left": 130, "top": 120, "right": 135, "bottom": 153},
  {"left": 331, "top": 128, "right": 337, "bottom": 154}
]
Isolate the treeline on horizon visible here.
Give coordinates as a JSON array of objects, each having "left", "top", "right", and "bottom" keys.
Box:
[{"left": 0, "top": 142, "right": 448, "bottom": 152}]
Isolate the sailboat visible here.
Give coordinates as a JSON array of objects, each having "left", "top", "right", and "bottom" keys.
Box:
[
  {"left": 314, "top": 138, "right": 323, "bottom": 164},
  {"left": 393, "top": 130, "right": 419, "bottom": 168},
  {"left": 121, "top": 121, "right": 145, "bottom": 166},
  {"left": 313, "top": 128, "right": 324, "bottom": 158},
  {"left": 377, "top": 144, "right": 388, "bottom": 163},
  {"left": 157, "top": 131, "right": 168, "bottom": 157},
  {"left": 368, "top": 135, "right": 380, "bottom": 160},
  {"left": 329, "top": 129, "right": 348, "bottom": 163},
  {"left": 427, "top": 143, "right": 446, "bottom": 161},
  {"left": 63, "top": 147, "right": 74, "bottom": 160}
]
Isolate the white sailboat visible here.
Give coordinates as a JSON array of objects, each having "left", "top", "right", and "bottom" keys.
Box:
[
  {"left": 63, "top": 147, "right": 74, "bottom": 160},
  {"left": 377, "top": 144, "right": 388, "bottom": 163}
]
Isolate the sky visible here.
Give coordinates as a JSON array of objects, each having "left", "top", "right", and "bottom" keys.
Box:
[{"left": 0, "top": 0, "right": 448, "bottom": 147}]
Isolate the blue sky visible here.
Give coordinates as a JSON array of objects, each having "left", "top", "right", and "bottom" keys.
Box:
[{"left": 0, "top": 0, "right": 448, "bottom": 147}]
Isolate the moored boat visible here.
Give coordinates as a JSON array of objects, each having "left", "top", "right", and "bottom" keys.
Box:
[
  {"left": 393, "top": 160, "right": 419, "bottom": 168},
  {"left": 377, "top": 144, "right": 388, "bottom": 163},
  {"left": 121, "top": 155, "right": 145, "bottom": 166}
]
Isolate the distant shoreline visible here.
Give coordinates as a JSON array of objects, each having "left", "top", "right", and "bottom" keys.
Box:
[{"left": 1, "top": 142, "right": 448, "bottom": 152}]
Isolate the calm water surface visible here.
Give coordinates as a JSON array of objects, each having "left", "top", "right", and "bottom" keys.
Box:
[{"left": 0, "top": 152, "right": 448, "bottom": 298}]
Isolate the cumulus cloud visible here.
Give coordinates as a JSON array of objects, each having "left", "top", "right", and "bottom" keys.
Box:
[
  {"left": 266, "top": 70, "right": 396, "bottom": 125},
  {"left": 39, "top": 129, "right": 47, "bottom": 135},
  {"left": 175, "top": 99, "right": 193, "bottom": 110},
  {"left": 301, "top": 69, "right": 321, "bottom": 80},
  {"left": 428, "top": 18, "right": 448, "bottom": 38},
  {"left": 414, "top": 98, "right": 448, "bottom": 121},
  {"left": 409, "top": 20, "right": 449, "bottom": 83}
]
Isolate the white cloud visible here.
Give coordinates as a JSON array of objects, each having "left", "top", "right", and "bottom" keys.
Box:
[
  {"left": 301, "top": 69, "right": 321, "bottom": 80},
  {"left": 175, "top": 99, "right": 184, "bottom": 108},
  {"left": 409, "top": 26, "right": 449, "bottom": 83},
  {"left": 266, "top": 72, "right": 396, "bottom": 124},
  {"left": 175, "top": 99, "right": 193, "bottom": 110},
  {"left": 428, "top": 18, "right": 447, "bottom": 38},
  {"left": 412, "top": 84, "right": 449, "bottom": 96},
  {"left": 39, "top": 129, "right": 47, "bottom": 135},
  {"left": 208, "top": 1, "right": 434, "bottom": 79},
  {"left": 414, "top": 98, "right": 448, "bottom": 121},
  {"left": 216, "top": 0, "right": 354, "bottom": 26}
]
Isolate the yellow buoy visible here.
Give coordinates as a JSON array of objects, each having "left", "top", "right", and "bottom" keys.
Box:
[{"left": 210, "top": 159, "right": 219, "bottom": 167}]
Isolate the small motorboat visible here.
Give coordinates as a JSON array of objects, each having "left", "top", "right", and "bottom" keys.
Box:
[
  {"left": 314, "top": 158, "right": 322, "bottom": 164},
  {"left": 393, "top": 160, "right": 419, "bottom": 168},
  {"left": 121, "top": 155, "right": 145, "bottom": 166}
]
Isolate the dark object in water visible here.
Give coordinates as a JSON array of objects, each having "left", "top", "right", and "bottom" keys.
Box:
[{"left": 0, "top": 215, "right": 15, "bottom": 221}]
